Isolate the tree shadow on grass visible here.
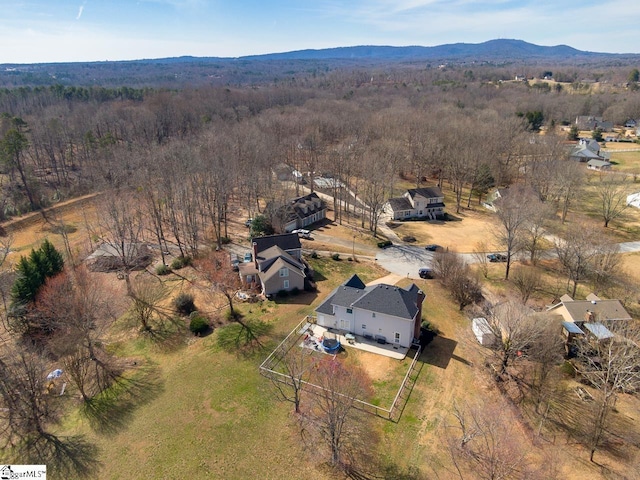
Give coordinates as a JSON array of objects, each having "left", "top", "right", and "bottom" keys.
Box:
[
  {"left": 143, "top": 317, "right": 190, "bottom": 353},
  {"left": 82, "top": 363, "right": 164, "bottom": 436},
  {"left": 541, "top": 385, "right": 637, "bottom": 468},
  {"left": 17, "top": 433, "right": 100, "bottom": 480},
  {"left": 216, "top": 318, "right": 274, "bottom": 360}
]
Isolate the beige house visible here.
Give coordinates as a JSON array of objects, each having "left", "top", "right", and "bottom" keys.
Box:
[
  {"left": 547, "top": 293, "right": 632, "bottom": 325},
  {"left": 239, "top": 234, "right": 306, "bottom": 297}
]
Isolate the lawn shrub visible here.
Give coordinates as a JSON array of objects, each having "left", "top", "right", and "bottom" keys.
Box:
[
  {"left": 171, "top": 256, "right": 192, "bottom": 270},
  {"left": 189, "top": 312, "right": 209, "bottom": 335},
  {"left": 174, "top": 293, "right": 196, "bottom": 315},
  {"left": 156, "top": 264, "right": 171, "bottom": 276},
  {"left": 377, "top": 240, "right": 392, "bottom": 248},
  {"left": 331, "top": 253, "right": 341, "bottom": 261},
  {"left": 310, "top": 251, "right": 319, "bottom": 259}
]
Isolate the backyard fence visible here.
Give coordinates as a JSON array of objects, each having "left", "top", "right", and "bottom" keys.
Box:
[{"left": 259, "top": 316, "right": 423, "bottom": 422}]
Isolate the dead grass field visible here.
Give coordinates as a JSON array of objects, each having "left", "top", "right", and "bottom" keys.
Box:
[{"left": 390, "top": 207, "right": 501, "bottom": 252}]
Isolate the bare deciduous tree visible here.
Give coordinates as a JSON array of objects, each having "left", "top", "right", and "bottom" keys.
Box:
[
  {"left": 574, "top": 321, "right": 640, "bottom": 462},
  {"left": 128, "top": 274, "right": 167, "bottom": 333},
  {"left": 269, "top": 343, "right": 317, "bottom": 413},
  {"left": 487, "top": 301, "right": 552, "bottom": 375},
  {"left": 554, "top": 223, "right": 612, "bottom": 298},
  {"left": 592, "top": 175, "right": 629, "bottom": 228},
  {"left": 433, "top": 252, "right": 483, "bottom": 310},
  {"left": 35, "top": 267, "right": 122, "bottom": 400},
  {"left": 493, "top": 186, "right": 540, "bottom": 279},
  {"left": 447, "top": 400, "right": 532, "bottom": 480},
  {"left": 510, "top": 266, "right": 543, "bottom": 304},
  {"left": 301, "top": 357, "right": 373, "bottom": 470}
]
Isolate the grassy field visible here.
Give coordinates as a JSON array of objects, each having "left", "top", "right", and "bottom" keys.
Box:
[{"left": 44, "top": 256, "right": 519, "bottom": 480}]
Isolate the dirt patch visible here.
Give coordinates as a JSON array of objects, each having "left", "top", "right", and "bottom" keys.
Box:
[{"left": 390, "top": 208, "right": 500, "bottom": 253}]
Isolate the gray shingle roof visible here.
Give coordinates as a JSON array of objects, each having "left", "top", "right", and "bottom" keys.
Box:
[
  {"left": 386, "top": 197, "right": 412, "bottom": 211},
  {"left": 252, "top": 233, "right": 301, "bottom": 254},
  {"left": 258, "top": 245, "right": 303, "bottom": 273},
  {"left": 315, "top": 283, "right": 367, "bottom": 315},
  {"left": 315, "top": 274, "right": 421, "bottom": 320},
  {"left": 558, "top": 299, "right": 631, "bottom": 323},
  {"left": 352, "top": 284, "right": 419, "bottom": 319},
  {"left": 407, "top": 187, "right": 444, "bottom": 200}
]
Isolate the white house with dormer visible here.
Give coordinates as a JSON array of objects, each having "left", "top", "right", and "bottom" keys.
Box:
[{"left": 384, "top": 187, "right": 445, "bottom": 221}]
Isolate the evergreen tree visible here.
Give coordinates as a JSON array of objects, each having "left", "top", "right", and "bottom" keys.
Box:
[
  {"left": 10, "top": 240, "right": 64, "bottom": 307},
  {"left": 40, "top": 238, "right": 64, "bottom": 276}
]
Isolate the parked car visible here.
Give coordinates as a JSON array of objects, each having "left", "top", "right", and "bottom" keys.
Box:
[
  {"left": 425, "top": 244, "right": 441, "bottom": 252},
  {"left": 244, "top": 252, "right": 253, "bottom": 263},
  {"left": 487, "top": 253, "right": 507, "bottom": 262},
  {"left": 230, "top": 254, "right": 240, "bottom": 271},
  {"left": 291, "top": 228, "right": 312, "bottom": 239},
  {"left": 418, "top": 268, "right": 434, "bottom": 279}
]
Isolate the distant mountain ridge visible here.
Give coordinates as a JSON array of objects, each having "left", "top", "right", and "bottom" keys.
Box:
[{"left": 238, "top": 39, "right": 592, "bottom": 61}]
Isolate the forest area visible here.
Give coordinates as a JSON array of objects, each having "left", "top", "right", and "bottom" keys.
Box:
[{"left": 1, "top": 59, "right": 640, "bottom": 479}]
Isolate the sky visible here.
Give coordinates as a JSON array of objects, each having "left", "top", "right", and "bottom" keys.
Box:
[{"left": 2, "top": 0, "right": 639, "bottom": 64}]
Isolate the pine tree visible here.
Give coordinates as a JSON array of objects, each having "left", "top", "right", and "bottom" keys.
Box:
[
  {"left": 40, "top": 238, "right": 64, "bottom": 276},
  {"left": 10, "top": 240, "right": 65, "bottom": 308}
]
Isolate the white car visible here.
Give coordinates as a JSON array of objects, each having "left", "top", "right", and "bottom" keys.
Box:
[{"left": 292, "top": 229, "right": 311, "bottom": 237}]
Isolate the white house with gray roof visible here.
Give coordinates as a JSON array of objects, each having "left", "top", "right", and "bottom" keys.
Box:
[
  {"left": 384, "top": 187, "right": 445, "bottom": 221},
  {"left": 314, "top": 274, "right": 424, "bottom": 349}
]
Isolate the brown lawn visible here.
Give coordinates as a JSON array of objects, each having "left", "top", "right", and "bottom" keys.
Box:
[
  {"left": 2, "top": 195, "right": 639, "bottom": 479},
  {"left": 390, "top": 207, "right": 501, "bottom": 253}
]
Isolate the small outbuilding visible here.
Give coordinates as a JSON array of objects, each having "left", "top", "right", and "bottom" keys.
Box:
[
  {"left": 627, "top": 192, "right": 640, "bottom": 209},
  {"left": 472, "top": 317, "right": 496, "bottom": 346}
]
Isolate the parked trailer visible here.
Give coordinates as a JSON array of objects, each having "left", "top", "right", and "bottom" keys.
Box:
[{"left": 472, "top": 317, "right": 496, "bottom": 346}]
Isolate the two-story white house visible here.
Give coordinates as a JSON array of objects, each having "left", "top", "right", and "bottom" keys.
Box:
[
  {"left": 385, "top": 187, "right": 445, "bottom": 221},
  {"left": 314, "top": 274, "right": 425, "bottom": 349}
]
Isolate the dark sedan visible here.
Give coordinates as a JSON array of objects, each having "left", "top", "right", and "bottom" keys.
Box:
[{"left": 487, "top": 253, "right": 508, "bottom": 262}]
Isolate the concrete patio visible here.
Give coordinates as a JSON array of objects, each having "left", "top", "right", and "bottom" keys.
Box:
[{"left": 304, "top": 323, "right": 410, "bottom": 360}]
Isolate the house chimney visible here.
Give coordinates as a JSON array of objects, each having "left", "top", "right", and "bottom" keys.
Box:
[
  {"left": 584, "top": 310, "right": 595, "bottom": 322},
  {"left": 252, "top": 242, "right": 258, "bottom": 269},
  {"left": 414, "top": 289, "right": 426, "bottom": 340}
]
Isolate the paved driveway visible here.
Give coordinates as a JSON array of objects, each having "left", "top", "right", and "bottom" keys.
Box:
[{"left": 375, "top": 244, "right": 435, "bottom": 279}]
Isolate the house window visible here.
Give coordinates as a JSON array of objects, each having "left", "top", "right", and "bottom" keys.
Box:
[
  {"left": 347, "top": 308, "right": 353, "bottom": 314},
  {"left": 394, "top": 332, "right": 401, "bottom": 344},
  {"left": 362, "top": 324, "right": 366, "bottom": 329},
  {"left": 279, "top": 268, "right": 289, "bottom": 277},
  {"left": 283, "top": 280, "right": 289, "bottom": 289},
  {"left": 372, "top": 312, "right": 376, "bottom": 318}
]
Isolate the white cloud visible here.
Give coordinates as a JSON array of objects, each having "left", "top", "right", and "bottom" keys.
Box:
[{"left": 76, "top": 4, "right": 84, "bottom": 20}]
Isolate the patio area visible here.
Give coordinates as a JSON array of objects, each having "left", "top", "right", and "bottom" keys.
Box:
[{"left": 300, "top": 322, "right": 410, "bottom": 360}]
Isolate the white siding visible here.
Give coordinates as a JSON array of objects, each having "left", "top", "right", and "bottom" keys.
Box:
[{"left": 315, "top": 305, "right": 417, "bottom": 348}]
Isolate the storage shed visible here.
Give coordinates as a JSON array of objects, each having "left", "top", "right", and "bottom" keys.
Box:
[{"left": 472, "top": 317, "right": 496, "bottom": 346}]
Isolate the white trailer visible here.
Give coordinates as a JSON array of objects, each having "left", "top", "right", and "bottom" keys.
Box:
[{"left": 472, "top": 317, "right": 496, "bottom": 346}]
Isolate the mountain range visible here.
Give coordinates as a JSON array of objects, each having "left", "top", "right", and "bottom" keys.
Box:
[{"left": 237, "top": 39, "right": 592, "bottom": 61}]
